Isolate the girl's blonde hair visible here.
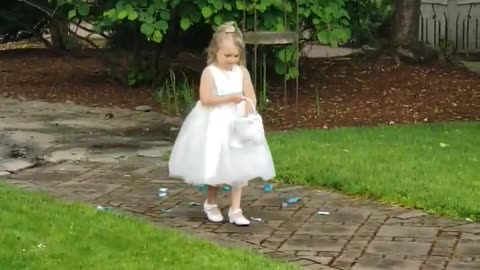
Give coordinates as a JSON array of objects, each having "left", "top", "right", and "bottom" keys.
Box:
[{"left": 206, "top": 21, "right": 247, "bottom": 66}]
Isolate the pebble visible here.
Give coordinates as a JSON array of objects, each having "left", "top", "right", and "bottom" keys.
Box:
[{"left": 135, "top": 105, "right": 152, "bottom": 112}]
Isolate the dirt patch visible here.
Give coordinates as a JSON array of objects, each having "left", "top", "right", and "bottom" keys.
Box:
[
  {"left": 1, "top": 48, "right": 479, "bottom": 131},
  {"left": 0, "top": 49, "right": 160, "bottom": 111},
  {"left": 263, "top": 56, "right": 480, "bottom": 130}
]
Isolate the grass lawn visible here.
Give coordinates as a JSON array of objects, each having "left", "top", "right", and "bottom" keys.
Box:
[
  {"left": 269, "top": 121, "right": 480, "bottom": 220},
  {"left": 0, "top": 184, "right": 297, "bottom": 270}
]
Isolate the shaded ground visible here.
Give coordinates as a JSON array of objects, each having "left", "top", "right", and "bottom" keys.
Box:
[
  {"left": 1, "top": 48, "right": 478, "bottom": 131},
  {"left": 266, "top": 57, "right": 480, "bottom": 130},
  {"left": 1, "top": 98, "right": 479, "bottom": 270},
  {"left": 0, "top": 49, "right": 160, "bottom": 113}
]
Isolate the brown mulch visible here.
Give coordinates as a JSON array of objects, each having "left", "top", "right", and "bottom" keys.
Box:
[
  {"left": 262, "top": 56, "right": 479, "bottom": 130},
  {"left": 0, "top": 48, "right": 479, "bottom": 131},
  {"left": 0, "top": 49, "right": 160, "bottom": 111}
]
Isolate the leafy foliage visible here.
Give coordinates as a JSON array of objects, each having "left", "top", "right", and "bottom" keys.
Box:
[
  {"left": 41, "top": 0, "right": 390, "bottom": 116},
  {"left": 49, "top": 0, "right": 354, "bottom": 80},
  {"left": 9, "top": 1, "right": 391, "bottom": 76},
  {"left": 345, "top": 0, "right": 393, "bottom": 45}
]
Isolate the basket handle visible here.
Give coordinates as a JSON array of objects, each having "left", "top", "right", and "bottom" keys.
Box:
[{"left": 242, "top": 96, "right": 257, "bottom": 115}]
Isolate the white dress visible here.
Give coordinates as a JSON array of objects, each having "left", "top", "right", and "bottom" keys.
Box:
[{"left": 168, "top": 64, "right": 276, "bottom": 186}]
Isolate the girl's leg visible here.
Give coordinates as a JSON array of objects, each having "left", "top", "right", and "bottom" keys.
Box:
[
  {"left": 228, "top": 185, "right": 250, "bottom": 226},
  {"left": 204, "top": 185, "right": 223, "bottom": 223},
  {"left": 230, "top": 185, "right": 242, "bottom": 210},
  {"left": 207, "top": 185, "right": 218, "bottom": 204}
]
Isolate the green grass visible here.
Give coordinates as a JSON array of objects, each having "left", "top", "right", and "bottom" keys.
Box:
[
  {"left": 269, "top": 122, "right": 480, "bottom": 220},
  {"left": 0, "top": 184, "right": 298, "bottom": 270}
]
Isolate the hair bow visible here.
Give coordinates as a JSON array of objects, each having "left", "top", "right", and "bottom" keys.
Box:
[{"left": 225, "top": 25, "right": 236, "bottom": 33}]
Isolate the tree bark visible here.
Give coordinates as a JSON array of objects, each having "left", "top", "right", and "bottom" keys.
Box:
[
  {"left": 49, "top": 19, "right": 66, "bottom": 50},
  {"left": 391, "top": 0, "right": 421, "bottom": 46},
  {"left": 159, "top": 9, "right": 182, "bottom": 58},
  {"left": 391, "top": 0, "right": 437, "bottom": 64}
]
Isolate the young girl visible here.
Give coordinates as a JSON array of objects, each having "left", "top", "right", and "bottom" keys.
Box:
[{"left": 168, "top": 21, "right": 275, "bottom": 226}]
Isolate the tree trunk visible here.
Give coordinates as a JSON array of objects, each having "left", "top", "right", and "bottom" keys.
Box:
[
  {"left": 391, "top": 0, "right": 437, "bottom": 64},
  {"left": 49, "top": 19, "right": 67, "bottom": 50},
  {"left": 392, "top": 0, "right": 421, "bottom": 46},
  {"left": 159, "top": 9, "right": 182, "bottom": 58}
]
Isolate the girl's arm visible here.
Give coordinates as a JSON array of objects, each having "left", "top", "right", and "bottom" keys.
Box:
[
  {"left": 241, "top": 66, "right": 257, "bottom": 115},
  {"left": 199, "top": 68, "right": 243, "bottom": 106}
]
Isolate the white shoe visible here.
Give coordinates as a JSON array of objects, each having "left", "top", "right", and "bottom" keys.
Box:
[
  {"left": 203, "top": 201, "right": 223, "bottom": 223},
  {"left": 228, "top": 208, "right": 250, "bottom": 226}
]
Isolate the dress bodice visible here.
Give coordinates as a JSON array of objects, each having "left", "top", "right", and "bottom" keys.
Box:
[{"left": 207, "top": 64, "right": 243, "bottom": 96}]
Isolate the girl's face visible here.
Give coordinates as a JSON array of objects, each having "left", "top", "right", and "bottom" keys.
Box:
[{"left": 215, "top": 38, "right": 240, "bottom": 70}]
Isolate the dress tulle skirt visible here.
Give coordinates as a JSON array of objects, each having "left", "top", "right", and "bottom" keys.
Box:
[{"left": 168, "top": 101, "right": 275, "bottom": 186}]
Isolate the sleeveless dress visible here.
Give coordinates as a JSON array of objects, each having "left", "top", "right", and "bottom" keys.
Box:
[{"left": 168, "top": 64, "right": 276, "bottom": 186}]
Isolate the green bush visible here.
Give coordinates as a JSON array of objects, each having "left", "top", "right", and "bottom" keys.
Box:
[
  {"left": 345, "top": 0, "right": 393, "bottom": 45},
  {"left": 52, "top": 0, "right": 354, "bottom": 80}
]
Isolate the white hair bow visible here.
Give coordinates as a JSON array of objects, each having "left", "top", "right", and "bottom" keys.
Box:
[{"left": 225, "top": 25, "right": 236, "bottom": 33}]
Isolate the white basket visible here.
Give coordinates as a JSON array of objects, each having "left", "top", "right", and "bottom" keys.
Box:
[{"left": 232, "top": 97, "right": 266, "bottom": 147}]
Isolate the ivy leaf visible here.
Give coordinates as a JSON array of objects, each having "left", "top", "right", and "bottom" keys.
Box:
[
  {"left": 304, "top": 8, "right": 311, "bottom": 17},
  {"left": 271, "top": 0, "right": 282, "bottom": 9},
  {"left": 213, "top": 15, "right": 223, "bottom": 25},
  {"left": 128, "top": 77, "right": 136, "bottom": 86},
  {"left": 224, "top": 2, "right": 232, "bottom": 11},
  {"left": 117, "top": 10, "right": 129, "bottom": 20},
  {"left": 77, "top": 3, "right": 90, "bottom": 16},
  {"left": 287, "top": 66, "right": 299, "bottom": 78},
  {"left": 283, "top": 2, "right": 292, "bottom": 12},
  {"left": 125, "top": 3, "right": 135, "bottom": 12},
  {"left": 147, "top": 5, "right": 156, "bottom": 15},
  {"left": 339, "top": 28, "right": 351, "bottom": 41},
  {"left": 140, "top": 23, "right": 155, "bottom": 35},
  {"left": 325, "top": 6, "right": 334, "bottom": 16},
  {"left": 275, "top": 62, "right": 286, "bottom": 74},
  {"left": 262, "top": 13, "right": 275, "bottom": 28},
  {"left": 160, "top": 11, "right": 170, "bottom": 20},
  {"left": 277, "top": 48, "right": 293, "bottom": 63},
  {"left": 115, "top": 1, "right": 124, "bottom": 10},
  {"left": 128, "top": 10, "right": 139, "bottom": 21},
  {"left": 329, "top": 28, "right": 350, "bottom": 47},
  {"left": 258, "top": 2, "right": 268, "bottom": 12},
  {"left": 93, "top": 23, "right": 103, "bottom": 33},
  {"left": 146, "top": 16, "right": 155, "bottom": 24},
  {"left": 236, "top": 0, "right": 245, "bottom": 10},
  {"left": 212, "top": 0, "right": 223, "bottom": 10},
  {"left": 201, "top": 6, "right": 213, "bottom": 18},
  {"left": 156, "top": 20, "right": 169, "bottom": 31},
  {"left": 103, "top": 9, "right": 116, "bottom": 18},
  {"left": 68, "top": 9, "right": 76, "bottom": 19},
  {"left": 317, "top": 30, "right": 330, "bottom": 44},
  {"left": 275, "top": 22, "right": 285, "bottom": 31},
  {"left": 180, "top": 17, "right": 191, "bottom": 30},
  {"left": 323, "top": 12, "right": 332, "bottom": 23},
  {"left": 152, "top": 30, "right": 163, "bottom": 43}
]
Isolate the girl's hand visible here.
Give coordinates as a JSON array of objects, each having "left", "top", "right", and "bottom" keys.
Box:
[{"left": 230, "top": 95, "right": 245, "bottom": 104}]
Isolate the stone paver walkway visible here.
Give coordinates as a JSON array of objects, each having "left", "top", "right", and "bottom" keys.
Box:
[{"left": 1, "top": 97, "right": 480, "bottom": 270}]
